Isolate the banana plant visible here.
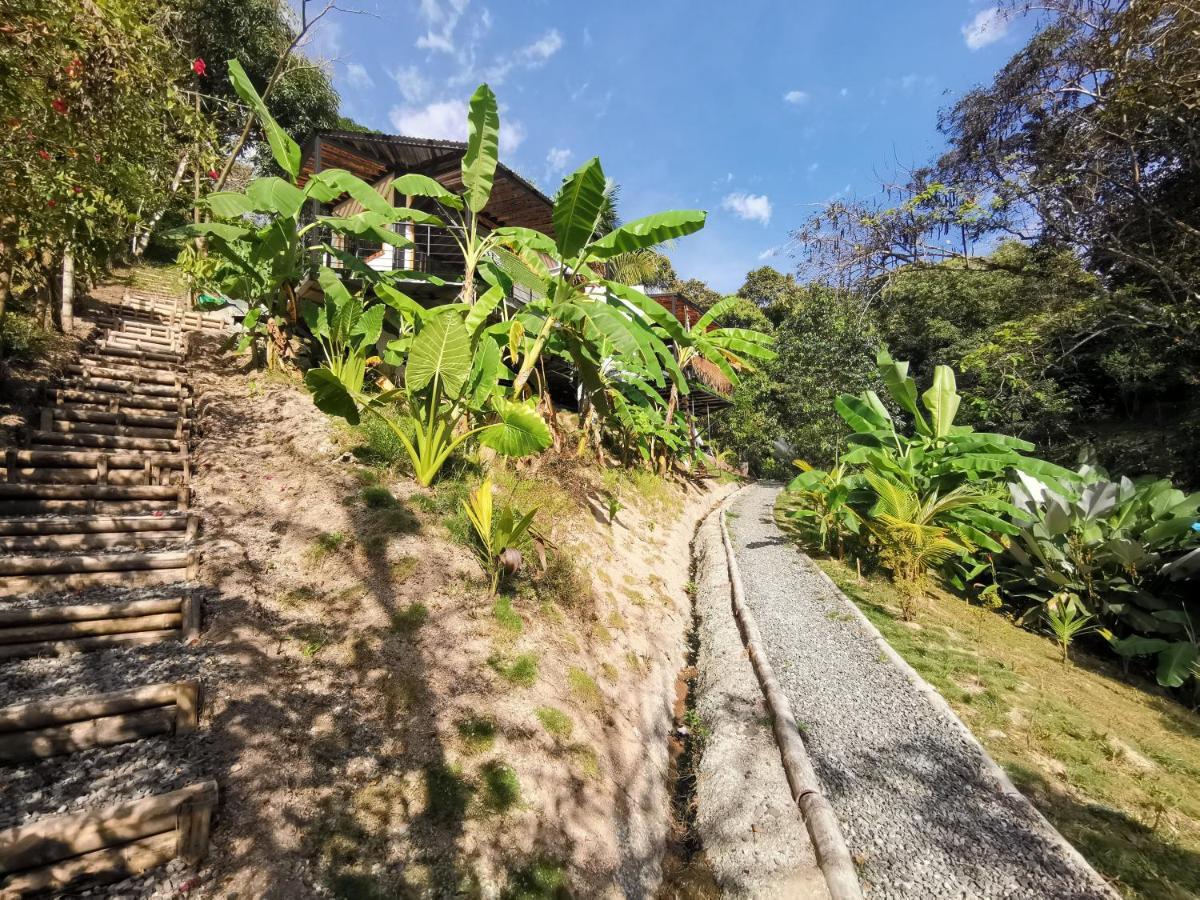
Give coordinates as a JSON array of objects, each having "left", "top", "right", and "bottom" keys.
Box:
[
  {"left": 301, "top": 267, "right": 385, "bottom": 398},
  {"left": 463, "top": 476, "right": 538, "bottom": 594},
  {"left": 781, "top": 459, "right": 868, "bottom": 557},
  {"left": 172, "top": 60, "right": 418, "bottom": 368}
]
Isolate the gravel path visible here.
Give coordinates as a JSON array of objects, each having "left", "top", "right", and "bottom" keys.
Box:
[{"left": 726, "top": 483, "right": 1111, "bottom": 900}]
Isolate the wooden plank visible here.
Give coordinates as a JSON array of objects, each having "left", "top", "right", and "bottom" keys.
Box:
[
  {"left": 0, "top": 484, "right": 179, "bottom": 500},
  {"left": 2, "top": 449, "right": 186, "bottom": 469},
  {"left": 0, "top": 613, "right": 183, "bottom": 645},
  {"left": 56, "top": 390, "right": 192, "bottom": 412},
  {"left": 0, "top": 532, "right": 187, "bottom": 552},
  {"left": 0, "top": 551, "right": 189, "bottom": 576},
  {"left": 0, "top": 468, "right": 169, "bottom": 487},
  {"left": 0, "top": 597, "right": 181, "bottom": 625},
  {"left": 180, "top": 594, "right": 201, "bottom": 641},
  {"left": 0, "top": 569, "right": 188, "bottom": 599},
  {"left": 0, "top": 781, "right": 217, "bottom": 873},
  {"left": 0, "top": 706, "right": 175, "bottom": 763},
  {"left": 28, "top": 431, "right": 182, "bottom": 452},
  {"left": 50, "top": 420, "right": 182, "bottom": 441},
  {"left": 0, "top": 629, "right": 181, "bottom": 660},
  {"left": 174, "top": 682, "right": 199, "bottom": 734},
  {"left": 66, "top": 378, "right": 189, "bottom": 399},
  {"left": 52, "top": 407, "right": 184, "bottom": 429},
  {"left": 0, "top": 830, "right": 177, "bottom": 896},
  {"left": 0, "top": 682, "right": 183, "bottom": 732}
]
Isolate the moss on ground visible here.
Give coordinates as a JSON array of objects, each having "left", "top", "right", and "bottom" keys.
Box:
[{"left": 815, "top": 556, "right": 1200, "bottom": 900}]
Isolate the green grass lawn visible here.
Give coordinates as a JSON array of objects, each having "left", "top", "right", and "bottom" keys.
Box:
[{"left": 814, "top": 557, "right": 1200, "bottom": 900}]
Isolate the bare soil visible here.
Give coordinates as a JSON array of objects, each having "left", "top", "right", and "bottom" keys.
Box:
[{"left": 174, "top": 329, "right": 734, "bottom": 897}]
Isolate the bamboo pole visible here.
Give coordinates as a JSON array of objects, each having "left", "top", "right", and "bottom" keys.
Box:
[
  {"left": 0, "top": 597, "right": 181, "bottom": 624},
  {"left": 0, "top": 613, "right": 183, "bottom": 644},
  {"left": 0, "top": 707, "right": 176, "bottom": 763},
  {"left": 0, "top": 629, "right": 181, "bottom": 661},
  {"left": 0, "top": 781, "right": 217, "bottom": 873},
  {"left": 28, "top": 433, "right": 182, "bottom": 453},
  {"left": 0, "top": 551, "right": 190, "bottom": 576},
  {"left": 0, "top": 532, "right": 187, "bottom": 552},
  {"left": 0, "top": 831, "right": 178, "bottom": 894}
]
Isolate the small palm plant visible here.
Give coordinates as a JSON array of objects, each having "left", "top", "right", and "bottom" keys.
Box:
[
  {"left": 864, "top": 470, "right": 981, "bottom": 619},
  {"left": 1044, "top": 592, "right": 1096, "bottom": 664},
  {"left": 463, "top": 477, "right": 538, "bottom": 594}
]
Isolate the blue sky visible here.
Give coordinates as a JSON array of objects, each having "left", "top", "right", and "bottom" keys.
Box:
[{"left": 306, "top": 1, "right": 1028, "bottom": 293}]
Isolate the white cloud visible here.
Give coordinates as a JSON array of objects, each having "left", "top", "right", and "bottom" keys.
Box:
[
  {"left": 389, "top": 99, "right": 525, "bottom": 154},
  {"left": 344, "top": 63, "right": 373, "bottom": 89},
  {"left": 722, "top": 192, "right": 772, "bottom": 225},
  {"left": 839, "top": 87, "right": 849, "bottom": 98},
  {"left": 416, "top": 0, "right": 470, "bottom": 54},
  {"left": 962, "top": 7, "right": 1009, "bottom": 50},
  {"left": 391, "top": 65, "right": 430, "bottom": 103},
  {"left": 783, "top": 89, "right": 810, "bottom": 105},
  {"left": 546, "top": 146, "right": 572, "bottom": 174},
  {"left": 757, "top": 246, "right": 779, "bottom": 261},
  {"left": 484, "top": 28, "right": 563, "bottom": 84}
]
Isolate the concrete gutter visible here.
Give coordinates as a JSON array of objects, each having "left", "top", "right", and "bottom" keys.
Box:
[{"left": 712, "top": 495, "right": 864, "bottom": 900}]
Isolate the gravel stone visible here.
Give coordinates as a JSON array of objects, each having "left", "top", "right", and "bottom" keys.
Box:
[{"left": 726, "top": 483, "right": 1112, "bottom": 900}]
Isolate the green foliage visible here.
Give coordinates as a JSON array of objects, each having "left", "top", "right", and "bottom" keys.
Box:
[
  {"left": 535, "top": 706, "right": 573, "bottom": 740},
  {"left": 480, "top": 760, "right": 521, "bottom": 813},
  {"left": 502, "top": 858, "right": 570, "bottom": 900},
  {"left": 389, "top": 602, "right": 428, "bottom": 637},
  {"left": 490, "top": 653, "right": 538, "bottom": 688},
  {"left": 1044, "top": 593, "right": 1096, "bottom": 664},
  {"left": 780, "top": 461, "right": 864, "bottom": 557},
  {"left": 463, "top": 477, "right": 538, "bottom": 593},
  {"left": 566, "top": 668, "right": 603, "bottom": 714},
  {"left": 1000, "top": 465, "right": 1200, "bottom": 690},
  {"left": 455, "top": 716, "right": 497, "bottom": 754}
]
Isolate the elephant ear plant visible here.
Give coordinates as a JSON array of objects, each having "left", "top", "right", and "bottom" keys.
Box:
[{"left": 999, "top": 466, "right": 1200, "bottom": 691}]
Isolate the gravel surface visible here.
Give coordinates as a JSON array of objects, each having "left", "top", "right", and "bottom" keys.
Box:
[
  {"left": 693, "top": 506, "right": 829, "bottom": 898},
  {"left": 726, "top": 483, "right": 1112, "bottom": 900}
]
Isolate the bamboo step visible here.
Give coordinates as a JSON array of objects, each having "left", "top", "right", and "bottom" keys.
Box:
[
  {"left": 27, "top": 430, "right": 182, "bottom": 453},
  {"left": 47, "top": 420, "right": 183, "bottom": 442},
  {"left": 49, "top": 407, "right": 184, "bottom": 432},
  {"left": 0, "top": 681, "right": 199, "bottom": 763},
  {"left": 84, "top": 350, "right": 182, "bottom": 372},
  {"left": 54, "top": 389, "right": 191, "bottom": 414},
  {"left": 0, "top": 514, "right": 192, "bottom": 536},
  {"left": 0, "top": 781, "right": 216, "bottom": 895},
  {"left": 0, "top": 483, "right": 187, "bottom": 516},
  {"left": 86, "top": 344, "right": 183, "bottom": 366},
  {"left": 65, "top": 364, "right": 183, "bottom": 388},
  {"left": 65, "top": 376, "right": 189, "bottom": 399}
]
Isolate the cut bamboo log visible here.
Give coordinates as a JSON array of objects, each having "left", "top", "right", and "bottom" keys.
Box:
[
  {"left": 83, "top": 351, "right": 181, "bottom": 372},
  {"left": 0, "top": 681, "right": 199, "bottom": 763},
  {"left": 0, "top": 484, "right": 181, "bottom": 501},
  {"left": 87, "top": 345, "right": 182, "bottom": 365},
  {"left": 1, "top": 830, "right": 176, "bottom": 896},
  {"left": 65, "top": 364, "right": 180, "bottom": 386},
  {"left": 0, "top": 532, "right": 187, "bottom": 552},
  {"left": 28, "top": 430, "right": 182, "bottom": 452},
  {"left": 2, "top": 449, "right": 186, "bottom": 470},
  {"left": 52, "top": 407, "right": 183, "bottom": 430},
  {"left": 0, "top": 514, "right": 189, "bottom": 536},
  {"left": 66, "top": 377, "right": 189, "bottom": 399},
  {"left": 0, "top": 780, "right": 217, "bottom": 875},
  {"left": 0, "top": 469, "right": 180, "bottom": 487},
  {"left": 0, "top": 550, "right": 190, "bottom": 576},
  {"left": 0, "top": 612, "right": 182, "bottom": 644},
  {"left": 55, "top": 389, "right": 191, "bottom": 413},
  {"left": 0, "top": 500, "right": 179, "bottom": 516},
  {"left": 50, "top": 419, "right": 182, "bottom": 441},
  {"left": 0, "top": 629, "right": 181, "bottom": 660},
  {"left": 0, "top": 597, "right": 182, "bottom": 624}
]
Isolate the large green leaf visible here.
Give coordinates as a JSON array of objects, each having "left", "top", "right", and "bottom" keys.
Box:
[
  {"left": 303, "top": 168, "right": 391, "bottom": 214},
  {"left": 375, "top": 282, "right": 430, "bottom": 323},
  {"left": 589, "top": 210, "right": 707, "bottom": 259},
  {"left": 694, "top": 295, "right": 743, "bottom": 331},
  {"left": 204, "top": 192, "right": 257, "bottom": 219},
  {"left": 246, "top": 177, "right": 306, "bottom": 219},
  {"left": 603, "top": 280, "right": 688, "bottom": 342},
  {"left": 317, "top": 212, "right": 413, "bottom": 249},
  {"left": 354, "top": 304, "right": 386, "bottom": 346},
  {"left": 391, "top": 174, "right": 463, "bottom": 209},
  {"left": 490, "top": 226, "right": 557, "bottom": 256},
  {"left": 317, "top": 266, "right": 352, "bottom": 308},
  {"left": 465, "top": 284, "right": 505, "bottom": 336},
  {"left": 922, "top": 365, "right": 962, "bottom": 438},
  {"left": 462, "top": 83, "right": 500, "bottom": 213},
  {"left": 835, "top": 393, "right": 891, "bottom": 434},
  {"left": 553, "top": 157, "right": 607, "bottom": 259},
  {"left": 1156, "top": 642, "right": 1199, "bottom": 687},
  {"left": 226, "top": 59, "right": 300, "bottom": 179},
  {"left": 406, "top": 310, "right": 471, "bottom": 397},
  {"left": 877, "top": 349, "right": 930, "bottom": 434},
  {"left": 466, "top": 336, "right": 502, "bottom": 407},
  {"left": 479, "top": 397, "right": 551, "bottom": 457},
  {"left": 305, "top": 367, "right": 360, "bottom": 424}
]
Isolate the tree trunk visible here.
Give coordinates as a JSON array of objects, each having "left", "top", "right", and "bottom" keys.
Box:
[
  {"left": 60, "top": 249, "right": 75, "bottom": 332},
  {"left": 133, "top": 153, "right": 189, "bottom": 258},
  {"left": 0, "top": 265, "right": 10, "bottom": 365}
]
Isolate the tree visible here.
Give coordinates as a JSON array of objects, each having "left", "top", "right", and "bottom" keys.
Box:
[
  {"left": 737, "top": 266, "right": 798, "bottom": 310},
  {"left": 0, "top": 0, "right": 207, "bottom": 342}
]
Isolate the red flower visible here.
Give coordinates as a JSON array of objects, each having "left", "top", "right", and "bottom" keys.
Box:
[
  {"left": 51, "top": 98, "right": 67, "bottom": 115},
  {"left": 37, "top": 149, "right": 50, "bottom": 160},
  {"left": 207, "top": 169, "right": 219, "bottom": 180},
  {"left": 73, "top": 185, "right": 82, "bottom": 194},
  {"left": 66, "top": 57, "right": 83, "bottom": 78},
  {"left": 192, "top": 58, "right": 206, "bottom": 76},
  {"left": 94, "top": 154, "right": 101, "bottom": 163},
  {"left": 47, "top": 200, "right": 56, "bottom": 208}
]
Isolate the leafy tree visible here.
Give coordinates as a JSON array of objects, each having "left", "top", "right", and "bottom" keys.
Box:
[
  {"left": 737, "top": 265, "right": 798, "bottom": 310},
  {"left": 0, "top": 0, "right": 208, "bottom": 343}
]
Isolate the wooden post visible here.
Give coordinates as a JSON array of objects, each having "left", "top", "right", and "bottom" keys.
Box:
[
  {"left": 174, "top": 681, "right": 200, "bottom": 734},
  {"left": 60, "top": 248, "right": 75, "bottom": 331}
]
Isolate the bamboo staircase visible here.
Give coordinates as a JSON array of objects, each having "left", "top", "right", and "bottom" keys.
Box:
[{"left": 0, "top": 277, "right": 226, "bottom": 895}]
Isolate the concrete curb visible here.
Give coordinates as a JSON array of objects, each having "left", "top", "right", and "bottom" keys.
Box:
[
  {"left": 712, "top": 494, "right": 864, "bottom": 900},
  {"left": 803, "top": 554, "right": 1121, "bottom": 899}
]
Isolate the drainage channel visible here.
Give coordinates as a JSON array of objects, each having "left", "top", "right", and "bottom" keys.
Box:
[{"left": 656, "top": 557, "right": 721, "bottom": 898}]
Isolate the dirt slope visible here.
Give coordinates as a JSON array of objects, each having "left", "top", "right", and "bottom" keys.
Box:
[{"left": 177, "top": 329, "right": 733, "bottom": 897}]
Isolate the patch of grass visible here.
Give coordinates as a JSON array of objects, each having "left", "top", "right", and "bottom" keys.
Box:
[
  {"left": 625, "top": 650, "right": 644, "bottom": 673},
  {"left": 567, "top": 667, "right": 604, "bottom": 714},
  {"left": 480, "top": 760, "right": 521, "bottom": 813},
  {"left": 534, "top": 551, "right": 595, "bottom": 612},
  {"left": 813, "top": 555, "right": 1200, "bottom": 900},
  {"left": 390, "top": 556, "right": 419, "bottom": 582},
  {"left": 390, "top": 602, "right": 428, "bottom": 637},
  {"left": 502, "top": 858, "right": 570, "bottom": 900},
  {"left": 307, "top": 531, "right": 348, "bottom": 563},
  {"left": 493, "top": 595, "right": 524, "bottom": 634},
  {"left": 591, "top": 621, "right": 613, "bottom": 644},
  {"left": 490, "top": 653, "right": 539, "bottom": 688},
  {"left": 352, "top": 467, "right": 382, "bottom": 487},
  {"left": 278, "top": 585, "right": 319, "bottom": 608},
  {"left": 599, "top": 662, "right": 619, "bottom": 683},
  {"left": 535, "top": 706, "right": 574, "bottom": 741},
  {"left": 424, "top": 764, "right": 473, "bottom": 825},
  {"left": 350, "top": 415, "right": 410, "bottom": 468},
  {"left": 569, "top": 745, "right": 601, "bottom": 780},
  {"left": 456, "top": 716, "right": 497, "bottom": 755},
  {"left": 607, "top": 611, "right": 626, "bottom": 631},
  {"left": 374, "top": 505, "right": 420, "bottom": 534},
  {"left": 0, "top": 310, "right": 56, "bottom": 362},
  {"left": 360, "top": 486, "right": 399, "bottom": 509}
]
